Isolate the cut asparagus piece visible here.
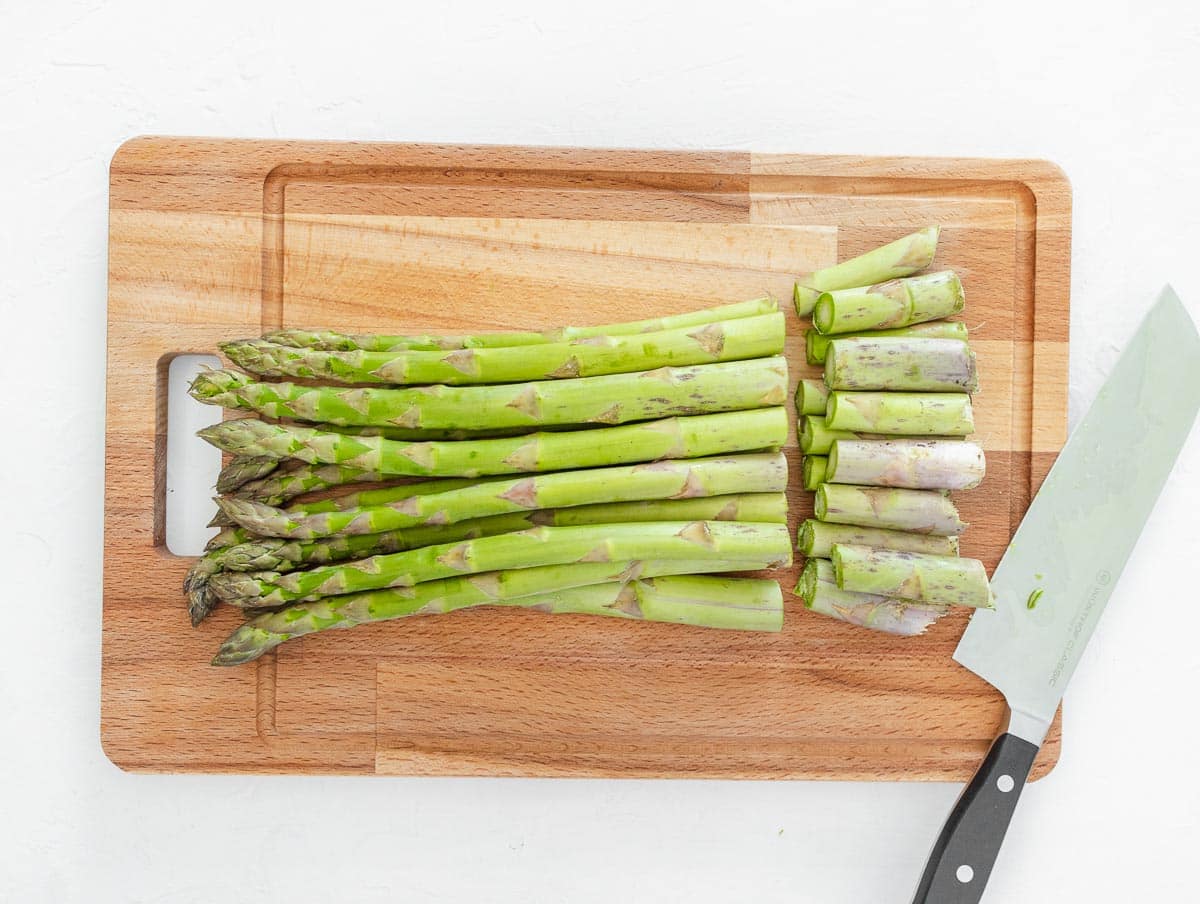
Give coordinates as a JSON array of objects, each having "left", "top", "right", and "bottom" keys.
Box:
[
  {"left": 208, "top": 520, "right": 793, "bottom": 608},
  {"left": 215, "top": 452, "right": 787, "bottom": 538},
  {"left": 792, "top": 227, "right": 940, "bottom": 315},
  {"left": 213, "top": 568, "right": 785, "bottom": 665},
  {"left": 826, "top": 392, "right": 974, "bottom": 436},
  {"left": 796, "top": 519, "right": 960, "bottom": 558},
  {"left": 795, "top": 379, "right": 830, "bottom": 416},
  {"left": 796, "top": 559, "right": 947, "bottom": 636},
  {"left": 805, "top": 321, "right": 968, "bottom": 366},
  {"left": 263, "top": 297, "right": 780, "bottom": 352},
  {"left": 830, "top": 544, "right": 993, "bottom": 608},
  {"left": 812, "top": 270, "right": 964, "bottom": 335},
  {"left": 221, "top": 312, "right": 785, "bottom": 385},
  {"left": 827, "top": 440, "right": 986, "bottom": 490},
  {"left": 802, "top": 456, "right": 828, "bottom": 490},
  {"left": 824, "top": 337, "right": 978, "bottom": 392},
  {"left": 799, "top": 415, "right": 887, "bottom": 455},
  {"left": 815, "top": 484, "right": 967, "bottom": 535},
  {"left": 215, "top": 456, "right": 280, "bottom": 494},
  {"left": 213, "top": 493, "right": 789, "bottom": 573},
  {"left": 199, "top": 408, "right": 789, "bottom": 477},
  {"left": 190, "top": 357, "right": 788, "bottom": 430}
]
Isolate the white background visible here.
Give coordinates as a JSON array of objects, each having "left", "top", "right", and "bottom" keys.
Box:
[{"left": 2, "top": 1, "right": 1198, "bottom": 901}]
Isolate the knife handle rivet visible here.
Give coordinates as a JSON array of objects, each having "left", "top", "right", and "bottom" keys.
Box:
[
  {"left": 956, "top": 865, "right": 975, "bottom": 884},
  {"left": 997, "top": 774, "right": 1015, "bottom": 793}
]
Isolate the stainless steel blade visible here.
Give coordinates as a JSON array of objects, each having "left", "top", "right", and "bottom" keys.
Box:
[{"left": 954, "top": 287, "right": 1200, "bottom": 745}]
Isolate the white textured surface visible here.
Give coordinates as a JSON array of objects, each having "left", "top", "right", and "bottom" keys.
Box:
[{"left": 2, "top": 1, "right": 1199, "bottom": 901}]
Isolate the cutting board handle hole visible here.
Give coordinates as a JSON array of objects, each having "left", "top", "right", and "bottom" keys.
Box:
[{"left": 158, "top": 353, "right": 223, "bottom": 556}]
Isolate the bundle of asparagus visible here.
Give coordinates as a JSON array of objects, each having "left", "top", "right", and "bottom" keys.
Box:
[
  {"left": 791, "top": 228, "right": 991, "bottom": 634},
  {"left": 186, "top": 300, "right": 793, "bottom": 664}
]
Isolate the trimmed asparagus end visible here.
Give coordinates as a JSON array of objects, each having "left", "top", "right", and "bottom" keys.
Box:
[
  {"left": 801, "top": 455, "right": 827, "bottom": 491},
  {"left": 795, "top": 379, "right": 830, "bottom": 416},
  {"left": 794, "top": 283, "right": 820, "bottom": 317}
]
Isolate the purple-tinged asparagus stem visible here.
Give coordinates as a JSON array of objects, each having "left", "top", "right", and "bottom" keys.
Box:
[{"left": 826, "top": 440, "right": 986, "bottom": 490}]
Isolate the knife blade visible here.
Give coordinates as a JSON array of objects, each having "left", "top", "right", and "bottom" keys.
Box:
[{"left": 912, "top": 287, "right": 1200, "bottom": 903}]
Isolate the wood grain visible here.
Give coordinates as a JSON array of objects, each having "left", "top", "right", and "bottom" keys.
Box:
[{"left": 103, "top": 139, "right": 1070, "bottom": 778}]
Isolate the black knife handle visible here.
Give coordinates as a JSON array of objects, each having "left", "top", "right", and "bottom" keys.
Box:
[{"left": 911, "top": 732, "right": 1041, "bottom": 903}]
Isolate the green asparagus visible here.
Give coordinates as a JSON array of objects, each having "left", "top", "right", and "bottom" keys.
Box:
[
  {"left": 216, "top": 452, "right": 787, "bottom": 538},
  {"left": 799, "top": 415, "right": 885, "bottom": 455},
  {"left": 796, "top": 519, "right": 959, "bottom": 558},
  {"left": 213, "top": 569, "right": 785, "bottom": 665},
  {"left": 208, "top": 520, "right": 793, "bottom": 607},
  {"left": 824, "top": 337, "right": 978, "bottom": 392},
  {"left": 212, "top": 493, "right": 788, "bottom": 573},
  {"left": 796, "top": 559, "right": 947, "bottom": 636},
  {"left": 190, "top": 357, "right": 788, "bottom": 431},
  {"left": 830, "top": 543, "right": 993, "bottom": 608},
  {"left": 826, "top": 440, "right": 986, "bottom": 490},
  {"left": 263, "top": 297, "right": 780, "bottom": 352},
  {"left": 802, "top": 456, "right": 828, "bottom": 490},
  {"left": 793, "top": 227, "right": 940, "bottom": 315},
  {"left": 795, "top": 379, "right": 830, "bottom": 416},
  {"left": 812, "top": 271, "right": 964, "bottom": 335},
  {"left": 805, "top": 321, "right": 968, "bottom": 366},
  {"left": 215, "top": 456, "right": 281, "bottom": 494},
  {"left": 815, "top": 483, "right": 967, "bottom": 535},
  {"left": 826, "top": 391, "right": 975, "bottom": 436},
  {"left": 198, "top": 408, "right": 789, "bottom": 478},
  {"left": 221, "top": 312, "right": 785, "bottom": 385}
]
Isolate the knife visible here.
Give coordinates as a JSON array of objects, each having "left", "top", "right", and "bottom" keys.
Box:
[{"left": 911, "top": 288, "right": 1200, "bottom": 903}]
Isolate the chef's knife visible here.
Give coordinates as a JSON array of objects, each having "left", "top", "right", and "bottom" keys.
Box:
[{"left": 911, "top": 288, "right": 1200, "bottom": 903}]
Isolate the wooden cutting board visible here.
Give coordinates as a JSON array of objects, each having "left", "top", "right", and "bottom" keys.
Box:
[{"left": 103, "top": 139, "right": 1071, "bottom": 778}]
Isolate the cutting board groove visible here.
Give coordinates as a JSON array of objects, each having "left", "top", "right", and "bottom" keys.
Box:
[{"left": 104, "top": 140, "right": 1070, "bottom": 778}]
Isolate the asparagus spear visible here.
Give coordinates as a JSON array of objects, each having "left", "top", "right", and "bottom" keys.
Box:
[
  {"left": 826, "top": 440, "right": 986, "bottom": 490},
  {"left": 796, "top": 559, "right": 947, "bottom": 636},
  {"left": 213, "top": 568, "right": 785, "bottom": 665},
  {"left": 207, "top": 520, "right": 793, "bottom": 607},
  {"left": 802, "top": 456, "right": 828, "bottom": 490},
  {"left": 812, "top": 270, "right": 964, "bottom": 335},
  {"left": 263, "top": 297, "right": 780, "bottom": 352},
  {"left": 190, "top": 357, "right": 788, "bottom": 430},
  {"left": 805, "top": 321, "right": 968, "bottom": 366},
  {"left": 830, "top": 543, "right": 993, "bottom": 608},
  {"left": 186, "top": 473, "right": 485, "bottom": 622},
  {"left": 824, "top": 337, "right": 978, "bottom": 392},
  {"left": 796, "top": 519, "right": 959, "bottom": 558},
  {"left": 212, "top": 493, "right": 788, "bottom": 573},
  {"left": 826, "top": 391, "right": 974, "bottom": 436},
  {"left": 793, "top": 227, "right": 940, "bottom": 315},
  {"left": 215, "top": 453, "right": 788, "bottom": 539},
  {"left": 198, "top": 408, "right": 789, "bottom": 477},
  {"left": 795, "top": 379, "right": 830, "bottom": 416},
  {"left": 233, "top": 463, "right": 395, "bottom": 505},
  {"left": 815, "top": 483, "right": 967, "bottom": 535},
  {"left": 215, "top": 456, "right": 281, "bottom": 494},
  {"left": 221, "top": 312, "right": 785, "bottom": 385}
]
